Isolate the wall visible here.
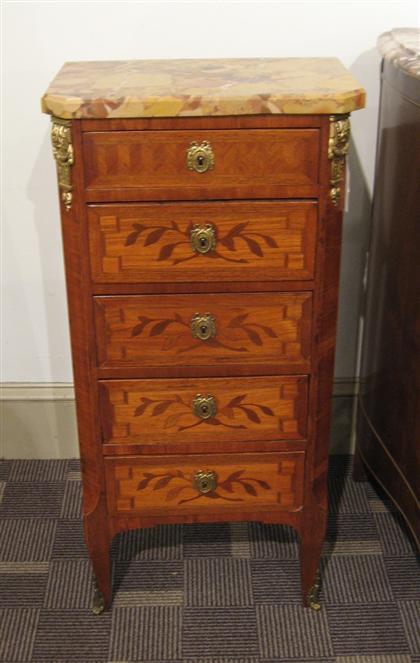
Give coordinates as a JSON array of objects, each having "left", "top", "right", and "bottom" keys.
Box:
[{"left": 1, "top": 1, "right": 418, "bottom": 456}]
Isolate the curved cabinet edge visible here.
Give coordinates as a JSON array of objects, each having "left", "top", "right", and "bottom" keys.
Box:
[{"left": 356, "top": 395, "right": 420, "bottom": 551}]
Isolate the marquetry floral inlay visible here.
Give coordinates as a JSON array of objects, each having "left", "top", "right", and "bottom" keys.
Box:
[
  {"left": 124, "top": 220, "right": 278, "bottom": 264},
  {"left": 130, "top": 311, "right": 278, "bottom": 354},
  {"left": 136, "top": 468, "right": 271, "bottom": 504},
  {"left": 133, "top": 393, "right": 275, "bottom": 431}
]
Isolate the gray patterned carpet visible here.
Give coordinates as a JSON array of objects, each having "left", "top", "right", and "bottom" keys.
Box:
[{"left": 0, "top": 456, "right": 418, "bottom": 663}]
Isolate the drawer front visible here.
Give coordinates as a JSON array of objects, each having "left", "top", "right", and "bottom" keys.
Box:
[
  {"left": 105, "top": 452, "right": 305, "bottom": 516},
  {"left": 99, "top": 376, "right": 308, "bottom": 446},
  {"left": 88, "top": 201, "right": 317, "bottom": 284},
  {"left": 83, "top": 129, "right": 319, "bottom": 196},
  {"left": 94, "top": 293, "right": 312, "bottom": 372}
]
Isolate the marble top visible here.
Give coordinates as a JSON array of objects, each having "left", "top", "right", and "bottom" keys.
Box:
[
  {"left": 41, "top": 57, "right": 365, "bottom": 119},
  {"left": 378, "top": 28, "right": 420, "bottom": 78}
]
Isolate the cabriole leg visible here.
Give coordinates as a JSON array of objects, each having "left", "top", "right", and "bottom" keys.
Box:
[
  {"left": 92, "top": 578, "right": 106, "bottom": 615},
  {"left": 84, "top": 503, "right": 112, "bottom": 614},
  {"left": 299, "top": 506, "right": 327, "bottom": 610}
]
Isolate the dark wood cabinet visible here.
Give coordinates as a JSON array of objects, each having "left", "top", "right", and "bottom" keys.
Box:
[
  {"left": 354, "top": 29, "right": 420, "bottom": 549},
  {"left": 42, "top": 57, "right": 364, "bottom": 612}
]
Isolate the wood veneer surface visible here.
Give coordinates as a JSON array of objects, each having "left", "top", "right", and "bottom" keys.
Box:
[{"left": 43, "top": 60, "right": 364, "bottom": 608}]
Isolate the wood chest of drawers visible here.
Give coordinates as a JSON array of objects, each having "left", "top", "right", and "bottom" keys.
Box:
[{"left": 42, "top": 58, "right": 365, "bottom": 612}]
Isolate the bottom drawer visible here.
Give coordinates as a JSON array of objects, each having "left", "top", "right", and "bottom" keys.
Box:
[{"left": 105, "top": 452, "right": 305, "bottom": 516}]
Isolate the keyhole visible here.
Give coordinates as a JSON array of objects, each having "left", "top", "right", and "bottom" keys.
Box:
[
  {"left": 200, "top": 325, "right": 208, "bottom": 335},
  {"left": 201, "top": 404, "right": 208, "bottom": 414},
  {"left": 197, "top": 155, "right": 205, "bottom": 167},
  {"left": 200, "top": 237, "right": 208, "bottom": 248},
  {"left": 202, "top": 480, "right": 209, "bottom": 490}
]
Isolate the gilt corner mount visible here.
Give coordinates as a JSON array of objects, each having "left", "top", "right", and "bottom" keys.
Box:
[
  {"left": 328, "top": 114, "right": 350, "bottom": 206},
  {"left": 51, "top": 117, "right": 74, "bottom": 211}
]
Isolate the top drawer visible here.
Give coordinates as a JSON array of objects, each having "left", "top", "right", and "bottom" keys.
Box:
[{"left": 82, "top": 129, "right": 320, "bottom": 201}]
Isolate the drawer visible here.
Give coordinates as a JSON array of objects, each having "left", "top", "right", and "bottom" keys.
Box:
[
  {"left": 99, "top": 375, "right": 308, "bottom": 447},
  {"left": 83, "top": 129, "right": 320, "bottom": 199},
  {"left": 88, "top": 201, "right": 317, "bottom": 284},
  {"left": 105, "top": 451, "right": 305, "bottom": 516},
  {"left": 94, "top": 292, "right": 312, "bottom": 375}
]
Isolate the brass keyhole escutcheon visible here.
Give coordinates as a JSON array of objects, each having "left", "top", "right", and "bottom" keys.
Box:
[
  {"left": 187, "top": 141, "right": 215, "bottom": 173},
  {"left": 191, "top": 313, "right": 216, "bottom": 341},
  {"left": 190, "top": 224, "right": 217, "bottom": 254},
  {"left": 192, "top": 394, "right": 217, "bottom": 420},
  {"left": 193, "top": 470, "right": 217, "bottom": 494}
]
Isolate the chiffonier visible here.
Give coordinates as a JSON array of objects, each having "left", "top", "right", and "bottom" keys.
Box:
[{"left": 42, "top": 58, "right": 365, "bottom": 613}]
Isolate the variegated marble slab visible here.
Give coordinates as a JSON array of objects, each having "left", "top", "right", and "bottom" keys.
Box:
[
  {"left": 41, "top": 57, "right": 365, "bottom": 119},
  {"left": 378, "top": 28, "right": 420, "bottom": 78}
]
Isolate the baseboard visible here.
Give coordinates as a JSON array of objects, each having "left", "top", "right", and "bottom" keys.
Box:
[
  {"left": 331, "top": 377, "right": 360, "bottom": 398},
  {"left": 1, "top": 383, "right": 76, "bottom": 401},
  {"left": 0, "top": 380, "right": 358, "bottom": 459}
]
